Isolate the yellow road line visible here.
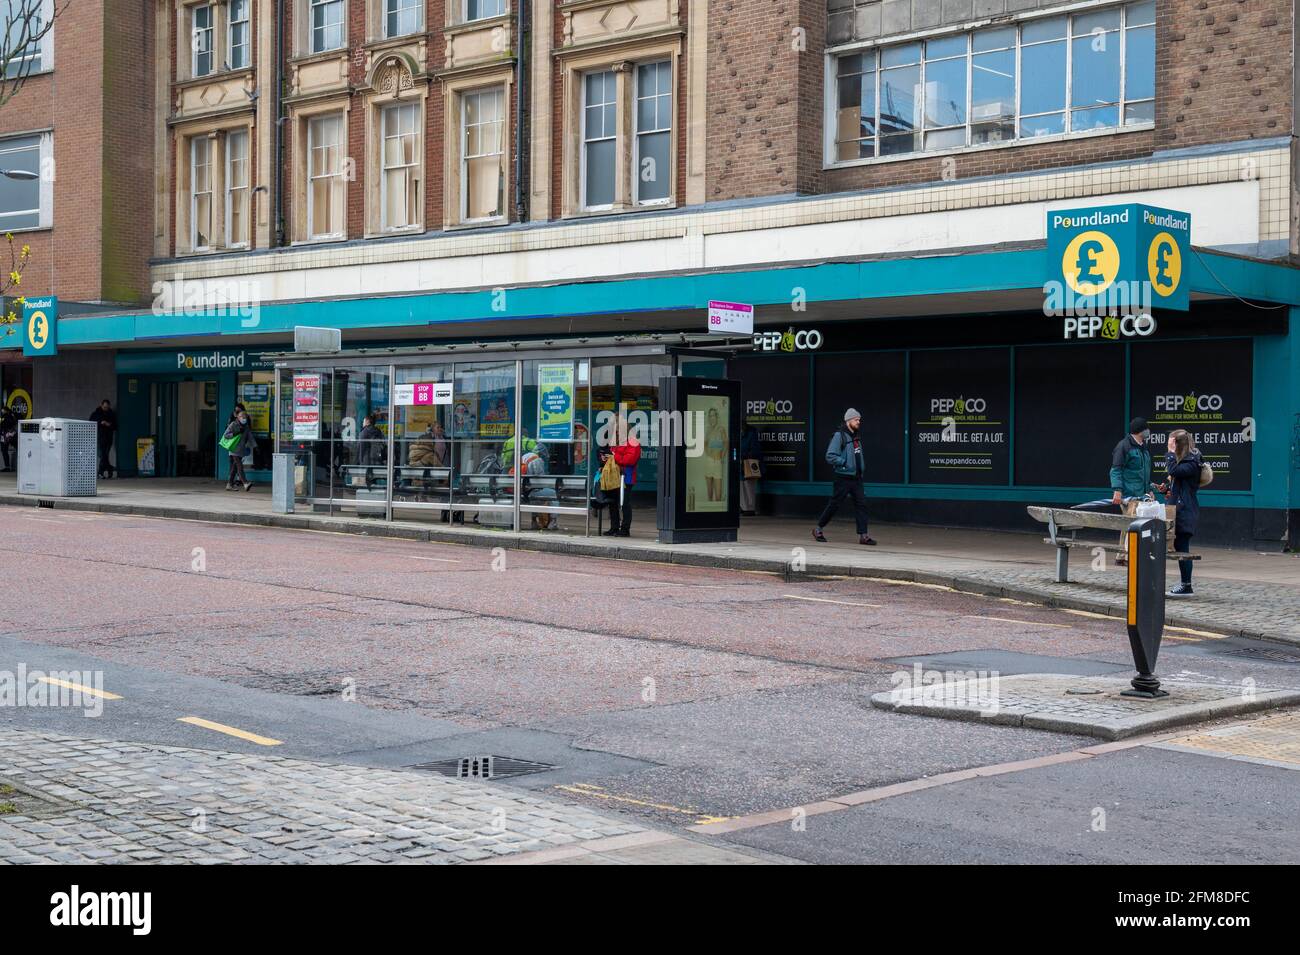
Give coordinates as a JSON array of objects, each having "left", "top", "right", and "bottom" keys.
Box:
[
  {"left": 556, "top": 783, "right": 728, "bottom": 824},
  {"left": 782, "top": 594, "right": 883, "bottom": 609},
  {"left": 36, "top": 677, "right": 122, "bottom": 701},
  {"left": 1165, "top": 625, "right": 1228, "bottom": 640},
  {"left": 177, "top": 716, "right": 282, "bottom": 747},
  {"left": 962, "top": 614, "right": 1072, "bottom": 629}
]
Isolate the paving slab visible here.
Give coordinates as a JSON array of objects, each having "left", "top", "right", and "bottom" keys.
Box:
[{"left": 869, "top": 673, "right": 1300, "bottom": 741}]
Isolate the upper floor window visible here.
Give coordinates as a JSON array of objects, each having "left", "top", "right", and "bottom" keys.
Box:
[
  {"left": 2, "top": 0, "right": 54, "bottom": 77},
  {"left": 192, "top": 4, "right": 214, "bottom": 77},
  {"left": 830, "top": 0, "right": 1155, "bottom": 163},
  {"left": 0, "top": 133, "right": 44, "bottom": 230},
  {"left": 634, "top": 61, "right": 671, "bottom": 205},
  {"left": 228, "top": 0, "right": 250, "bottom": 70},
  {"left": 190, "top": 135, "right": 214, "bottom": 249},
  {"left": 307, "top": 113, "right": 346, "bottom": 239},
  {"left": 381, "top": 102, "right": 420, "bottom": 230},
  {"left": 581, "top": 70, "right": 617, "bottom": 210},
  {"left": 465, "top": 0, "right": 505, "bottom": 22},
  {"left": 385, "top": 0, "right": 420, "bottom": 37},
  {"left": 311, "top": 0, "right": 345, "bottom": 53},
  {"left": 461, "top": 86, "right": 504, "bottom": 221},
  {"left": 226, "top": 129, "right": 249, "bottom": 247}
]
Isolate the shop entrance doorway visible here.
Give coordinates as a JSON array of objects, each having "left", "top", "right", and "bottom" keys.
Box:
[{"left": 149, "top": 378, "right": 219, "bottom": 477}]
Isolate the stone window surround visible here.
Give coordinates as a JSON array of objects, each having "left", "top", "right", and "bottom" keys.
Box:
[
  {"left": 558, "top": 36, "right": 681, "bottom": 220},
  {"left": 363, "top": 61, "right": 428, "bottom": 236},
  {"left": 822, "top": 0, "right": 1156, "bottom": 170},
  {"left": 176, "top": 0, "right": 253, "bottom": 82},
  {"left": 441, "top": 67, "right": 515, "bottom": 230},
  {"left": 366, "top": 0, "right": 425, "bottom": 42},
  {"left": 173, "top": 117, "right": 256, "bottom": 256},
  {"left": 287, "top": 97, "right": 352, "bottom": 244},
  {"left": 294, "top": 0, "right": 348, "bottom": 57}
]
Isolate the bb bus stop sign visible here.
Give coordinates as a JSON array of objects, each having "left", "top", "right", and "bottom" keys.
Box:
[{"left": 1123, "top": 517, "right": 1169, "bottom": 698}]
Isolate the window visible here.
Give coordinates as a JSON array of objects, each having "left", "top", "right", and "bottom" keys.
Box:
[
  {"left": 226, "top": 129, "right": 249, "bottom": 247},
  {"left": 381, "top": 103, "right": 419, "bottom": 230},
  {"left": 311, "top": 0, "right": 344, "bottom": 53},
  {"left": 192, "top": 4, "right": 214, "bottom": 77},
  {"left": 582, "top": 70, "right": 616, "bottom": 209},
  {"left": 2, "top": 0, "right": 52, "bottom": 77},
  {"left": 191, "top": 136, "right": 214, "bottom": 250},
  {"left": 386, "top": 0, "right": 420, "bottom": 37},
  {"left": 462, "top": 87, "right": 504, "bottom": 220},
  {"left": 634, "top": 61, "right": 671, "bottom": 204},
  {"left": 831, "top": 1, "right": 1156, "bottom": 162},
  {"left": 0, "top": 134, "right": 40, "bottom": 230},
  {"left": 228, "top": 0, "right": 250, "bottom": 69},
  {"left": 307, "top": 114, "right": 345, "bottom": 238},
  {"left": 465, "top": 0, "right": 504, "bottom": 22}
]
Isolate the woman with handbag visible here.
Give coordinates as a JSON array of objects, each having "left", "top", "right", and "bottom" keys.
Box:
[
  {"left": 221, "top": 410, "right": 255, "bottom": 491},
  {"left": 1159, "top": 429, "right": 1204, "bottom": 597},
  {"left": 739, "top": 422, "right": 762, "bottom": 516}
]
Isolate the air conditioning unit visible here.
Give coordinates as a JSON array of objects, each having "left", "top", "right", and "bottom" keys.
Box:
[{"left": 17, "top": 418, "right": 98, "bottom": 497}]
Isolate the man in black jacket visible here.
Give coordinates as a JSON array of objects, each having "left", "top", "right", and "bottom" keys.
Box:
[
  {"left": 812, "top": 408, "right": 876, "bottom": 546},
  {"left": 89, "top": 399, "right": 117, "bottom": 479}
]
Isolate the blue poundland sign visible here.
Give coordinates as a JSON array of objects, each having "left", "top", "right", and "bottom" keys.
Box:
[
  {"left": 22, "top": 296, "right": 57, "bottom": 356},
  {"left": 1046, "top": 204, "right": 1191, "bottom": 313}
]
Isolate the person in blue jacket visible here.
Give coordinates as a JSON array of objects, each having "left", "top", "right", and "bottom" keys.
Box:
[
  {"left": 1159, "top": 428, "right": 1202, "bottom": 597},
  {"left": 812, "top": 408, "right": 875, "bottom": 545}
]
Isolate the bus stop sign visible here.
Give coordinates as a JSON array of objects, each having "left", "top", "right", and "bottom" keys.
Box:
[{"left": 1123, "top": 517, "right": 1168, "bottom": 698}]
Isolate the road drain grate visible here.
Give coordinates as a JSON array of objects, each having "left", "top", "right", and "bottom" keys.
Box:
[
  {"left": 1220, "top": 647, "right": 1300, "bottom": 664},
  {"left": 409, "top": 756, "right": 557, "bottom": 780}
]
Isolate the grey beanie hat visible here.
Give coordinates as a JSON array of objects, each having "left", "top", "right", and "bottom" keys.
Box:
[{"left": 844, "top": 408, "right": 861, "bottom": 422}]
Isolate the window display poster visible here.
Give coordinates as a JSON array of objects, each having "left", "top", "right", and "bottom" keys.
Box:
[
  {"left": 292, "top": 374, "right": 321, "bottom": 441},
  {"left": 685, "top": 393, "right": 730, "bottom": 513},
  {"left": 239, "top": 382, "right": 272, "bottom": 434},
  {"left": 537, "top": 363, "right": 575, "bottom": 441},
  {"left": 732, "top": 355, "right": 810, "bottom": 480},
  {"left": 813, "top": 352, "right": 905, "bottom": 483},
  {"left": 478, "top": 375, "right": 515, "bottom": 438},
  {"left": 908, "top": 348, "right": 1011, "bottom": 485},
  {"left": 1130, "top": 339, "right": 1253, "bottom": 492}
]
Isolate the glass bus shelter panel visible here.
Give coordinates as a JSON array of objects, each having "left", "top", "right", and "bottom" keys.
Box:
[
  {"left": 390, "top": 362, "right": 454, "bottom": 522},
  {"left": 451, "top": 361, "right": 517, "bottom": 525},
  {"left": 278, "top": 367, "right": 334, "bottom": 506},
  {"left": 330, "top": 365, "right": 391, "bottom": 513},
  {"left": 517, "top": 359, "right": 592, "bottom": 530}
]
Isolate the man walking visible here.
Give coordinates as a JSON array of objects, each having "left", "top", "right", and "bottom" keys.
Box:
[
  {"left": 1110, "top": 416, "right": 1153, "bottom": 563},
  {"left": 89, "top": 399, "right": 118, "bottom": 479},
  {"left": 812, "top": 408, "right": 875, "bottom": 545}
]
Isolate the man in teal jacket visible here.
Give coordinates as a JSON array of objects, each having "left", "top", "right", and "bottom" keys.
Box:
[{"left": 1110, "top": 416, "right": 1153, "bottom": 505}]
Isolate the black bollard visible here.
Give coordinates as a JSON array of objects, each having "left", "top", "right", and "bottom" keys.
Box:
[{"left": 1121, "top": 517, "right": 1169, "bottom": 698}]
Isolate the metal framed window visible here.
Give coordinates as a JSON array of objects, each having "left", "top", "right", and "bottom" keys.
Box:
[
  {"left": 310, "top": 0, "right": 344, "bottom": 53},
  {"left": 225, "top": 129, "right": 249, "bottom": 247},
  {"left": 830, "top": 0, "right": 1155, "bottom": 164},
  {"left": 229, "top": 0, "right": 250, "bottom": 69},
  {"left": 190, "top": 136, "right": 214, "bottom": 250},
  {"left": 307, "top": 114, "right": 345, "bottom": 239},
  {"left": 192, "top": 3, "right": 214, "bottom": 77},
  {"left": 2, "top": 0, "right": 53, "bottom": 78},
  {"left": 461, "top": 87, "right": 504, "bottom": 221},
  {"left": 385, "top": 0, "right": 420, "bottom": 37},
  {"left": 381, "top": 102, "right": 420, "bottom": 230},
  {"left": 465, "top": 0, "right": 505, "bottom": 22},
  {"left": 633, "top": 60, "right": 672, "bottom": 205},
  {"left": 581, "top": 70, "right": 616, "bottom": 210},
  {"left": 0, "top": 133, "right": 41, "bottom": 230}
]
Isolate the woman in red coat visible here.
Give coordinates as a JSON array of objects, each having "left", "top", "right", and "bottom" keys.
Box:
[{"left": 604, "top": 419, "right": 642, "bottom": 537}]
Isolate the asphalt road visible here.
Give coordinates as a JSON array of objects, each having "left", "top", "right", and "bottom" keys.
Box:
[{"left": 1, "top": 507, "right": 1297, "bottom": 863}]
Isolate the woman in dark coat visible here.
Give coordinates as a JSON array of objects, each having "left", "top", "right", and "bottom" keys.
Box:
[
  {"left": 222, "top": 409, "right": 255, "bottom": 491},
  {"left": 1160, "top": 429, "right": 1202, "bottom": 597}
]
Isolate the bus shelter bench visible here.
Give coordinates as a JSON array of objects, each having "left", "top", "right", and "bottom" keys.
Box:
[{"left": 1026, "top": 506, "right": 1199, "bottom": 583}]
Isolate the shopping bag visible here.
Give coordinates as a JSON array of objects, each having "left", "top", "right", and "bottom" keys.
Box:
[
  {"left": 219, "top": 432, "right": 241, "bottom": 452},
  {"left": 742, "top": 458, "right": 761, "bottom": 479},
  {"left": 599, "top": 454, "right": 621, "bottom": 492}
]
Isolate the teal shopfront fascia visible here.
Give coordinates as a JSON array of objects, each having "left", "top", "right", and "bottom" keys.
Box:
[
  {"left": 730, "top": 300, "right": 1298, "bottom": 548},
  {"left": 115, "top": 348, "right": 278, "bottom": 481}
]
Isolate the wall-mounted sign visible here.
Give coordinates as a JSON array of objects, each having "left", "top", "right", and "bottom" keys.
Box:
[
  {"left": 707, "top": 300, "right": 754, "bottom": 335},
  {"left": 292, "top": 374, "right": 322, "bottom": 440},
  {"left": 753, "top": 328, "right": 823, "bottom": 352},
  {"left": 1046, "top": 203, "right": 1190, "bottom": 313},
  {"left": 537, "top": 363, "right": 575, "bottom": 441},
  {"left": 22, "top": 296, "right": 56, "bottom": 357},
  {"left": 394, "top": 382, "right": 453, "bottom": 407},
  {"left": 115, "top": 349, "right": 274, "bottom": 374},
  {"left": 909, "top": 349, "right": 1010, "bottom": 486},
  {"left": 733, "top": 355, "right": 810, "bottom": 479}
]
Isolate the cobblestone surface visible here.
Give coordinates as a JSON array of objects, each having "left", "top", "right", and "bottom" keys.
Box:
[{"left": 0, "top": 728, "right": 647, "bottom": 864}]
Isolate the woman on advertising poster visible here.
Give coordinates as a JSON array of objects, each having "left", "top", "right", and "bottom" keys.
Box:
[{"left": 704, "top": 407, "right": 727, "bottom": 502}]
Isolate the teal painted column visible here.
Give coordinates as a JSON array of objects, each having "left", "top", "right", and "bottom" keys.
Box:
[
  {"left": 216, "top": 370, "right": 237, "bottom": 484},
  {"left": 1251, "top": 316, "right": 1298, "bottom": 532}
]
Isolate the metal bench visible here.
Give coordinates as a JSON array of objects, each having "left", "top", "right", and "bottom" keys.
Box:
[{"left": 1027, "top": 505, "right": 1201, "bottom": 583}]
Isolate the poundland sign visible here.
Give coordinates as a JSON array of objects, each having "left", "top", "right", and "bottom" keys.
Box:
[
  {"left": 1046, "top": 203, "right": 1191, "bottom": 313},
  {"left": 115, "top": 349, "right": 274, "bottom": 375},
  {"left": 177, "top": 351, "right": 249, "bottom": 370}
]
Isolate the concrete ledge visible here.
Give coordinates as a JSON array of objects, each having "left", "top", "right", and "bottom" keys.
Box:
[{"left": 870, "top": 674, "right": 1300, "bottom": 741}]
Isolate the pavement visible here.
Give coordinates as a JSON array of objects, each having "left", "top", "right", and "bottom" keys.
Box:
[
  {"left": 1, "top": 474, "right": 1297, "bottom": 645},
  {"left": 1, "top": 504, "right": 1299, "bottom": 863}
]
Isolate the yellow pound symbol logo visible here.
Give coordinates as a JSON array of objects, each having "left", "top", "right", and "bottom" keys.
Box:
[
  {"left": 1147, "top": 231, "right": 1181, "bottom": 297},
  {"left": 1062, "top": 230, "right": 1121, "bottom": 296},
  {"left": 27, "top": 310, "right": 48, "bottom": 351}
]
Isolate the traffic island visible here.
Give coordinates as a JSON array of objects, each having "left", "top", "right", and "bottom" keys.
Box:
[{"left": 869, "top": 674, "right": 1300, "bottom": 741}]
